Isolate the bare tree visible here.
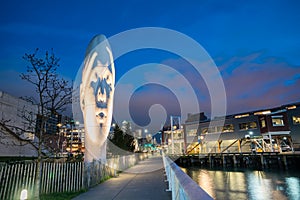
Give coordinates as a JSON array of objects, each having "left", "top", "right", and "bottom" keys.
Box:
[{"left": 20, "top": 48, "right": 72, "bottom": 199}]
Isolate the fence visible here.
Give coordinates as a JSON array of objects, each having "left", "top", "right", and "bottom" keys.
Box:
[
  {"left": 0, "top": 153, "right": 147, "bottom": 199},
  {"left": 163, "top": 155, "right": 213, "bottom": 200},
  {"left": 84, "top": 153, "right": 148, "bottom": 188},
  {"left": 0, "top": 161, "right": 84, "bottom": 199}
]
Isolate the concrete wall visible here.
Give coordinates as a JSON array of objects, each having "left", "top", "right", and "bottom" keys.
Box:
[
  {"left": 0, "top": 123, "right": 38, "bottom": 157},
  {"left": 0, "top": 91, "right": 38, "bottom": 137}
]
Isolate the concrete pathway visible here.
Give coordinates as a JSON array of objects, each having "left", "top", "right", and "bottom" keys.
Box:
[{"left": 73, "top": 155, "right": 171, "bottom": 200}]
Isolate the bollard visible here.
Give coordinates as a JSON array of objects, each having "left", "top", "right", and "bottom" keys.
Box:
[
  {"left": 283, "top": 155, "right": 288, "bottom": 170},
  {"left": 233, "top": 154, "right": 237, "bottom": 168},
  {"left": 260, "top": 154, "right": 265, "bottom": 169}
]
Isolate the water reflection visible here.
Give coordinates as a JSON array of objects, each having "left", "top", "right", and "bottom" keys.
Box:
[{"left": 181, "top": 167, "right": 300, "bottom": 200}]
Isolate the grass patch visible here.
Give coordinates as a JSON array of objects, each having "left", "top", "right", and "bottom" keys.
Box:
[
  {"left": 100, "top": 175, "right": 112, "bottom": 183},
  {"left": 40, "top": 189, "right": 87, "bottom": 200}
]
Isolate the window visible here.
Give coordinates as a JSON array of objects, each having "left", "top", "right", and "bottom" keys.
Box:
[
  {"left": 272, "top": 115, "right": 284, "bottom": 126},
  {"left": 260, "top": 118, "right": 266, "bottom": 128},
  {"left": 188, "top": 129, "right": 197, "bottom": 136},
  {"left": 222, "top": 124, "right": 234, "bottom": 132},
  {"left": 234, "top": 114, "right": 249, "bottom": 118},
  {"left": 249, "top": 122, "right": 257, "bottom": 129},
  {"left": 186, "top": 125, "right": 198, "bottom": 136},
  {"left": 239, "top": 122, "right": 257, "bottom": 130},
  {"left": 293, "top": 116, "right": 300, "bottom": 125}
]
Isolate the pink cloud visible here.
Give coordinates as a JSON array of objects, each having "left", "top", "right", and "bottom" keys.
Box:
[
  {"left": 219, "top": 52, "right": 300, "bottom": 114},
  {"left": 160, "top": 51, "right": 300, "bottom": 116}
]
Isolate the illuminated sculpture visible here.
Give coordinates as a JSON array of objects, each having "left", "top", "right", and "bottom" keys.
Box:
[{"left": 80, "top": 35, "right": 115, "bottom": 163}]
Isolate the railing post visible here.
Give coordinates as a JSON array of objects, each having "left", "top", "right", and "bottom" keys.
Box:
[{"left": 162, "top": 154, "right": 214, "bottom": 200}]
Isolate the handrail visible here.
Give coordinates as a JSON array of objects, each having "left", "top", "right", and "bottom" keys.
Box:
[
  {"left": 186, "top": 142, "right": 200, "bottom": 154},
  {"left": 163, "top": 154, "right": 214, "bottom": 200}
]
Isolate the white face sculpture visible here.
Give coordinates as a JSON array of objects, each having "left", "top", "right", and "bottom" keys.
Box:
[{"left": 80, "top": 35, "right": 115, "bottom": 162}]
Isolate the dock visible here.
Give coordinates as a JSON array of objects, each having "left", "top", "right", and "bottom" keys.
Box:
[{"left": 176, "top": 152, "right": 300, "bottom": 169}]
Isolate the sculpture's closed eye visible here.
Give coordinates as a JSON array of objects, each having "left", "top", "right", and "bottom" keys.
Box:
[{"left": 91, "top": 75, "right": 112, "bottom": 109}]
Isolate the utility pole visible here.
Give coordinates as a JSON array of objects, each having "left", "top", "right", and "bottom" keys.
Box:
[{"left": 170, "top": 115, "right": 181, "bottom": 154}]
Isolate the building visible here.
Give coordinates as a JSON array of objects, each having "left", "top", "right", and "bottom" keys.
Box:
[
  {"left": 164, "top": 127, "right": 184, "bottom": 154},
  {"left": 57, "top": 120, "right": 84, "bottom": 156},
  {"left": 162, "top": 116, "right": 184, "bottom": 154},
  {"left": 183, "top": 102, "right": 300, "bottom": 154},
  {"left": 0, "top": 91, "right": 38, "bottom": 140},
  {"left": 36, "top": 112, "right": 61, "bottom": 135},
  {"left": 0, "top": 91, "right": 83, "bottom": 158},
  {"left": 286, "top": 104, "right": 300, "bottom": 148}
]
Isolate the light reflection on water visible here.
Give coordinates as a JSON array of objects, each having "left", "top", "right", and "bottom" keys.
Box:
[{"left": 181, "top": 167, "right": 300, "bottom": 200}]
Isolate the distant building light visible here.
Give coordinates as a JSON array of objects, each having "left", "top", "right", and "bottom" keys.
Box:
[
  {"left": 254, "top": 110, "right": 271, "bottom": 115},
  {"left": 287, "top": 105, "right": 296, "bottom": 110},
  {"left": 234, "top": 114, "right": 250, "bottom": 118}
]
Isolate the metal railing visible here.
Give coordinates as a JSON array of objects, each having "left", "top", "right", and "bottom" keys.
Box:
[{"left": 163, "top": 155, "right": 214, "bottom": 200}]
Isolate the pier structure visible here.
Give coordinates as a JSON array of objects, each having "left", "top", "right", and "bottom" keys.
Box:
[
  {"left": 175, "top": 152, "right": 300, "bottom": 170},
  {"left": 163, "top": 102, "right": 300, "bottom": 156}
]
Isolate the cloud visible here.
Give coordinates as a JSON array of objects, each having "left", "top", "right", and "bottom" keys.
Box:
[
  {"left": 158, "top": 51, "right": 300, "bottom": 117},
  {"left": 218, "top": 51, "right": 300, "bottom": 114},
  {"left": 113, "top": 63, "right": 202, "bottom": 130}
]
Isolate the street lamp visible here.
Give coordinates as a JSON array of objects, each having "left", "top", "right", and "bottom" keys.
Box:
[{"left": 20, "top": 189, "right": 27, "bottom": 200}]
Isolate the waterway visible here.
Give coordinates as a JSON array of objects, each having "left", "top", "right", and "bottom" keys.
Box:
[{"left": 181, "top": 167, "right": 300, "bottom": 200}]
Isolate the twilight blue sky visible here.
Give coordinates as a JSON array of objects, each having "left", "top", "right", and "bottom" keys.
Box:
[{"left": 0, "top": 0, "right": 300, "bottom": 124}]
